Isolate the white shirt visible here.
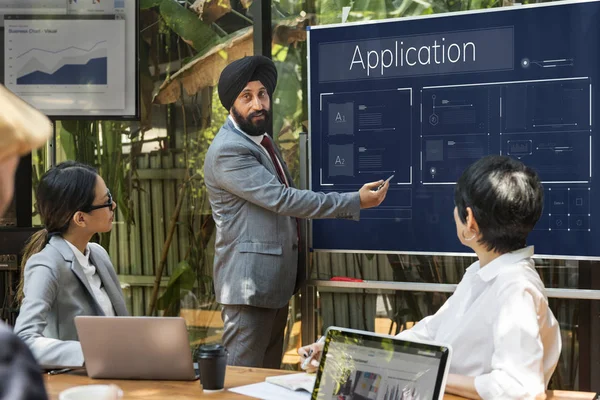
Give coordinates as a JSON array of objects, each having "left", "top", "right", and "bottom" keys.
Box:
[
  {"left": 229, "top": 115, "right": 289, "bottom": 186},
  {"left": 65, "top": 241, "right": 115, "bottom": 317},
  {"left": 396, "top": 246, "right": 561, "bottom": 400}
]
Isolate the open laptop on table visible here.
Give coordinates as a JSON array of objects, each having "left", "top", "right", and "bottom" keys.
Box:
[
  {"left": 311, "top": 327, "right": 452, "bottom": 400},
  {"left": 74, "top": 316, "right": 198, "bottom": 381}
]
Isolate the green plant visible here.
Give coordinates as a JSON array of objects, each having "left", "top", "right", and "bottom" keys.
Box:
[
  {"left": 56, "top": 121, "right": 139, "bottom": 250},
  {"left": 155, "top": 88, "right": 226, "bottom": 316}
]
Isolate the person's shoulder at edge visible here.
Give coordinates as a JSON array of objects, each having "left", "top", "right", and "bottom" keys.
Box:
[
  {"left": 0, "top": 85, "right": 52, "bottom": 161},
  {"left": 0, "top": 322, "right": 48, "bottom": 400}
]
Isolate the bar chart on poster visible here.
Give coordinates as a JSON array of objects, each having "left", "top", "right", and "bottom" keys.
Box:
[{"left": 308, "top": 0, "right": 599, "bottom": 258}]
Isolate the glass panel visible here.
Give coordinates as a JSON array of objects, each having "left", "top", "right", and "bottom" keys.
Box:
[
  {"left": 26, "top": 0, "right": 256, "bottom": 363},
  {"left": 270, "top": 5, "right": 311, "bottom": 367},
  {"left": 312, "top": 253, "right": 598, "bottom": 290},
  {"left": 31, "top": 140, "right": 49, "bottom": 227}
]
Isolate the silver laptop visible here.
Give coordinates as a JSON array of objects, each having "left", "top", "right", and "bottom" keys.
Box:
[
  {"left": 312, "top": 327, "right": 452, "bottom": 400},
  {"left": 75, "top": 316, "right": 197, "bottom": 380}
]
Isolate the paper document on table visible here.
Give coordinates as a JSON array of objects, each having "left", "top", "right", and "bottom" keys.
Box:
[
  {"left": 265, "top": 372, "right": 316, "bottom": 392},
  {"left": 229, "top": 381, "right": 312, "bottom": 400}
]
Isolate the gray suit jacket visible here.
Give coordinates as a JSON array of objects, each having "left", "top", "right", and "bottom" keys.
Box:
[
  {"left": 204, "top": 118, "right": 360, "bottom": 309},
  {"left": 14, "top": 236, "right": 128, "bottom": 367}
]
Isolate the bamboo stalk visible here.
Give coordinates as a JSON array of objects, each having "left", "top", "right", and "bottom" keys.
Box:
[
  {"left": 148, "top": 81, "right": 191, "bottom": 316},
  {"left": 148, "top": 178, "right": 189, "bottom": 316}
]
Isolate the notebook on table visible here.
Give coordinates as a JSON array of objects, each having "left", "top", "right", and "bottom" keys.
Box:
[{"left": 266, "top": 373, "right": 316, "bottom": 392}]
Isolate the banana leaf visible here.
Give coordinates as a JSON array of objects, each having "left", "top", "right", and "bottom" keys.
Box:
[
  {"left": 157, "top": 260, "right": 197, "bottom": 316},
  {"left": 159, "top": 0, "right": 219, "bottom": 52},
  {"left": 58, "top": 121, "right": 97, "bottom": 163},
  {"left": 153, "top": 26, "right": 253, "bottom": 104}
]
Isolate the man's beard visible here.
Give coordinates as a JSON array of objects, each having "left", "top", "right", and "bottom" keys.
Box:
[{"left": 231, "top": 106, "right": 271, "bottom": 137}]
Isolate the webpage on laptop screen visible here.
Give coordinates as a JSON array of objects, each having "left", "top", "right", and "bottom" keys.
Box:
[{"left": 313, "top": 335, "right": 444, "bottom": 400}]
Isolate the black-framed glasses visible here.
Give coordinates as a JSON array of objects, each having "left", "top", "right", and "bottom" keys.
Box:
[{"left": 83, "top": 190, "right": 113, "bottom": 213}]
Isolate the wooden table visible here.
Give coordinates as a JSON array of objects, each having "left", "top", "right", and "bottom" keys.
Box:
[
  {"left": 44, "top": 366, "right": 462, "bottom": 400},
  {"left": 45, "top": 366, "right": 596, "bottom": 400}
]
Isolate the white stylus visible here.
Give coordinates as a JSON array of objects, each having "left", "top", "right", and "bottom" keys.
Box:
[
  {"left": 377, "top": 174, "right": 394, "bottom": 191},
  {"left": 301, "top": 336, "right": 326, "bottom": 370}
]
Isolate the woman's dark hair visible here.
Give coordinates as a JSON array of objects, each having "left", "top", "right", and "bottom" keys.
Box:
[
  {"left": 17, "top": 161, "right": 98, "bottom": 303},
  {"left": 454, "top": 155, "right": 543, "bottom": 254}
]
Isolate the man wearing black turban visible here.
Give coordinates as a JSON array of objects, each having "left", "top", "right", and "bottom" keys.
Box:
[
  {"left": 204, "top": 55, "right": 389, "bottom": 368},
  {"left": 217, "top": 55, "right": 277, "bottom": 114}
]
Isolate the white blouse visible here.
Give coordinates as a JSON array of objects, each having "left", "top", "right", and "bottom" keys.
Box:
[
  {"left": 397, "top": 246, "right": 561, "bottom": 400},
  {"left": 65, "top": 241, "right": 115, "bottom": 317}
]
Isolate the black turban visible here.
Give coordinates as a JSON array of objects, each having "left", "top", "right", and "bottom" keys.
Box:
[{"left": 218, "top": 55, "right": 278, "bottom": 110}]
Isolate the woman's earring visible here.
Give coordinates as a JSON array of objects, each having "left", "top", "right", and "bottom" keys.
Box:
[{"left": 462, "top": 230, "right": 476, "bottom": 241}]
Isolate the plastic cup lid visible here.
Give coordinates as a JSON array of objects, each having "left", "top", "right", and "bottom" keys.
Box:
[{"left": 199, "top": 344, "right": 227, "bottom": 357}]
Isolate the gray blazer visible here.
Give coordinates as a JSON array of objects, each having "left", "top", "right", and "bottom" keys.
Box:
[
  {"left": 204, "top": 118, "right": 360, "bottom": 309},
  {"left": 14, "top": 236, "right": 128, "bottom": 367}
]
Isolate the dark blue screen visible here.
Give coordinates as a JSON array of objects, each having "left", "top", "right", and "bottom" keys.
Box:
[{"left": 308, "top": 1, "right": 600, "bottom": 258}]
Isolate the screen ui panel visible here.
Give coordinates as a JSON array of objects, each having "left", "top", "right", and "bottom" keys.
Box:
[{"left": 308, "top": 0, "right": 600, "bottom": 258}]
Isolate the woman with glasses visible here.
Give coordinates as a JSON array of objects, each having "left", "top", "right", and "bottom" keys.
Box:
[{"left": 14, "top": 161, "right": 128, "bottom": 367}]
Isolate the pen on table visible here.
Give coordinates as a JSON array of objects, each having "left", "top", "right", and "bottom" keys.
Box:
[
  {"left": 48, "top": 368, "right": 73, "bottom": 375},
  {"left": 301, "top": 336, "right": 326, "bottom": 370}
]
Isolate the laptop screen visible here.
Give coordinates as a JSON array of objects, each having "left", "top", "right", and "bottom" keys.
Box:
[{"left": 312, "top": 327, "right": 451, "bottom": 400}]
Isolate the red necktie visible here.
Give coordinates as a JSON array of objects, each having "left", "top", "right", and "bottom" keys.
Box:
[
  {"left": 260, "top": 135, "right": 302, "bottom": 251},
  {"left": 260, "top": 135, "right": 288, "bottom": 186}
]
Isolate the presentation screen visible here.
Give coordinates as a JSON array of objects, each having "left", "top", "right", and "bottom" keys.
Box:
[
  {"left": 2, "top": 0, "right": 138, "bottom": 118},
  {"left": 308, "top": 0, "right": 600, "bottom": 259}
]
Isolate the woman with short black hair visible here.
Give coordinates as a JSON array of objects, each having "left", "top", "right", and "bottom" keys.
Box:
[
  {"left": 300, "top": 155, "right": 561, "bottom": 400},
  {"left": 454, "top": 154, "right": 544, "bottom": 256}
]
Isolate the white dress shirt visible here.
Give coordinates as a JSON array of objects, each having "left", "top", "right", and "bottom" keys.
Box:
[
  {"left": 228, "top": 115, "right": 289, "bottom": 186},
  {"left": 65, "top": 241, "right": 115, "bottom": 317},
  {"left": 397, "top": 246, "right": 561, "bottom": 400}
]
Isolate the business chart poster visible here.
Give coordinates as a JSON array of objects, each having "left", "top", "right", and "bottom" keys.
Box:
[
  {"left": 308, "top": 0, "right": 600, "bottom": 258},
  {"left": 4, "top": 17, "right": 125, "bottom": 114}
]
